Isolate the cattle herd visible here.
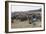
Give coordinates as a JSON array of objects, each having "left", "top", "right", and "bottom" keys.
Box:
[{"left": 11, "top": 13, "right": 41, "bottom": 24}]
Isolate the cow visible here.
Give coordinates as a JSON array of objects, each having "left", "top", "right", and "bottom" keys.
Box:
[
  {"left": 16, "top": 15, "right": 28, "bottom": 21},
  {"left": 11, "top": 16, "right": 16, "bottom": 23},
  {"left": 20, "top": 16, "right": 27, "bottom": 21}
]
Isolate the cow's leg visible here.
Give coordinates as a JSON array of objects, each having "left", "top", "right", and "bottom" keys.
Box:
[
  {"left": 29, "top": 19, "right": 32, "bottom": 24},
  {"left": 11, "top": 19, "right": 14, "bottom": 23}
]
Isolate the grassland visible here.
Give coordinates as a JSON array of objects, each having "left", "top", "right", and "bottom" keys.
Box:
[{"left": 11, "top": 19, "right": 41, "bottom": 28}]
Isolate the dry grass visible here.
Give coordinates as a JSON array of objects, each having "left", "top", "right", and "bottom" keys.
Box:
[{"left": 11, "top": 19, "right": 41, "bottom": 29}]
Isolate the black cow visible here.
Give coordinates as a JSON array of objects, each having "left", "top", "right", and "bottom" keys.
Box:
[
  {"left": 20, "top": 16, "right": 27, "bottom": 21},
  {"left": 11, "top": 16, "right": 16, "bottom": 23}
]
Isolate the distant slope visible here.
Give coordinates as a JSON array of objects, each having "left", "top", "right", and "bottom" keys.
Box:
[{"left": 11, "top": 9, "right": 41, "bottom": 17}]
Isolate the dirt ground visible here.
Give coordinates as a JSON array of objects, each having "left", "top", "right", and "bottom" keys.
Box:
[{"left": 11, "top": 19, "right": 41, "bottom": 29}]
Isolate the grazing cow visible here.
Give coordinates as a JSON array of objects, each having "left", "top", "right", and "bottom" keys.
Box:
[
  {"left": 37, "top": 15, "right": 41, "bottom": 21},
  {"left": 11, "top": 16, "right": 16, "bottom": 23},
  {"left": 16, "top": 15, "right": 22, "bottom": 20},
  {"left": 16, "top": 15, "right": 27, "bottom": 21},
  {"left": 20, "top": 16, "right": 27, "bottom": 21},
  {"left": 35, "top": 14, "right": 41, "bottom": 21},
  {"left": 28, "top": 15, "right": 32, "bottom": 24}
]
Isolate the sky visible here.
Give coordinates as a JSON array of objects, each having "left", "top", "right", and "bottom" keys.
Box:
[{"left": 11, "top": 3, "right": 42, "bottom": 12}]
